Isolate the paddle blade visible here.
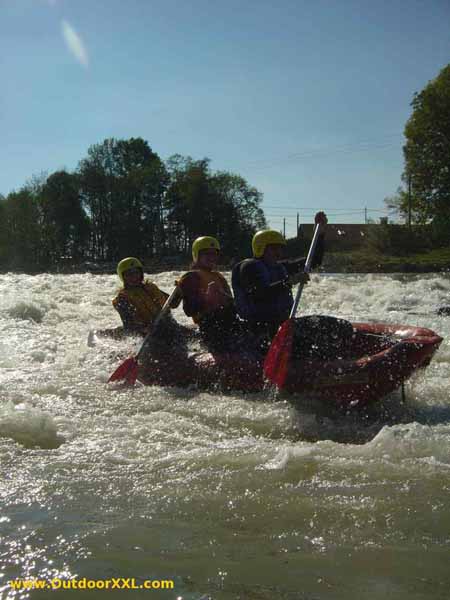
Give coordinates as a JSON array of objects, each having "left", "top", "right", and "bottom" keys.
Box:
[
  {"left": 108, "top": 357, "right": 139, "bottom": 384},
  {"left": 263, "top": 320, "right": 295, "bottom": 387}
]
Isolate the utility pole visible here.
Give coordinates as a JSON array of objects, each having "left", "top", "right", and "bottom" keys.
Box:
[
  {"left": 364, "top": 207, "right": 368, "bottom": 224},
  {"left": 283, "top": 218, "right": 286, "bottom": 239},
  {"left": 296, "top": 212, "right": 299, "bottom": 238}
]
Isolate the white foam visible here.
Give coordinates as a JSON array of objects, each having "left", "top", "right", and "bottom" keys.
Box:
[{"left": 0, "top": 400, "right": 61, "bottom": 449}]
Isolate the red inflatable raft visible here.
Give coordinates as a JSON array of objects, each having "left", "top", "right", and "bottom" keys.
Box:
[{"left": 137, "top": 321, "right": 442, "bottom": 408}]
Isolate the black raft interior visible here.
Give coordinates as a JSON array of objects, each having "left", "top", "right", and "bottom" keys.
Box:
[{"left": 291, "top": 316, "right": 394, "bottom": 361}]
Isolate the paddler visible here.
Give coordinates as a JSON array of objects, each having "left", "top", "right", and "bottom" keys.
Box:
[
  {"left": 171, "top": 237, "right": 252, "bottom": 354},
  {"left": 113, "top": 257, "right": 180, "bottom": 340},
  {"left": 231, "top": 212, "right": 328, "bottom": 346}
]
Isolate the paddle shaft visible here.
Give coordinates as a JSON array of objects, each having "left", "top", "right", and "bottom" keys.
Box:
[
  {"left": 289, "top": 223, "right": 322, "bottom": 318},
  {"left": 136, "top": 287, "right": 179, "bottom": 361}
]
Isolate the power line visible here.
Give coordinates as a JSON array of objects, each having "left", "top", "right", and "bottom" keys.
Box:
[
  {"left": 233, "top": 133, "right": 403, "bottom": 171},
  {"left": 265, "top": 211, "right": 370, "bottom": 218},
  {"left": 265, "top": 209, "right": 390, "bottom": 216},
  {"left": 262, "top": 204, "right": 392, "bottom": 211}
]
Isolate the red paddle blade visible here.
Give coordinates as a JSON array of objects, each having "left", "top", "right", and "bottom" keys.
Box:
[
  {"left": 108, "top": 357, "right": 138, "bottom": 384},
  {"left": 263, "top": 320, "right": 295, "bottom": 387}
]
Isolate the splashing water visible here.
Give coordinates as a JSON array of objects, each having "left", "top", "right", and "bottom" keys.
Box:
[{"left": 0, "top": 272, "right": 449, "bottom": 599}]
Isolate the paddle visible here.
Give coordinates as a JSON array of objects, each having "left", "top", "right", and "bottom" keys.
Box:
[
  {"left": 108, "top": 287, "right": 180, "bottom": 384},
  {"left": 263, "top": 222, "right": 323, "bottom": 387}
]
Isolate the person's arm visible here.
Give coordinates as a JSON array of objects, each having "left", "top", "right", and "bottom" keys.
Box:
[
  {"left": 171, "top": 273, "right": 232, "bottom": 314},
  {"left": 283, "top": 211, "right": 328, "bottom": 276},
  {"left": 240, "top": 260, "right": 288, "bottom": 303},
  {"left": 282, "top": 233, "right": 325, "bottom": 276},
  {"left": 177, "top": 272, "right": 204, "bottom": 317},
  {"left": 149, "top": 283, "right": 169, "bottom": 305},
  {"left": 113, "top": 295, "right": 146, "bottom": 334}
]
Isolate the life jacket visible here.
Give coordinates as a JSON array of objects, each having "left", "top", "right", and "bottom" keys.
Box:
[
  {"left": 112, "top": 280, "right": 167, "bottom": 325},
  {"left": 178, "top": 268, "right": 233, "bottom": 324},
  {"left": 231, "top": 258, "right": 293, "bottom": 323}
]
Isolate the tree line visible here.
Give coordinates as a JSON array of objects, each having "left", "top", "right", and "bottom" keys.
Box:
[{"left": 0, "top": 138, "right": 267, "bottom": 271}]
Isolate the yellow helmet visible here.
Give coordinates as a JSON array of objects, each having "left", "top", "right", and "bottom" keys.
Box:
[
  {"left": 117, "top": 257, "right": 143, "bottom": 282},
  {"left": 252, "top": 230, "right": 286, "bottom": 258},
  {"left": 192, "top": 236, "right": 220, "bottom": 262}
]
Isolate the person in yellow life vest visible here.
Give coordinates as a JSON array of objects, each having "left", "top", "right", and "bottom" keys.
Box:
[
  {"left": 112, "top": 257, "right": 170, "bottom": 335},
  {"left": 171, "top": 237, "right": 251, "bottom": 354}
]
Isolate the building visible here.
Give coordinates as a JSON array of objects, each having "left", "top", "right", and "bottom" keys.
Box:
[{"left": 298, "top": 223, "right": 370, "bottom": 250}]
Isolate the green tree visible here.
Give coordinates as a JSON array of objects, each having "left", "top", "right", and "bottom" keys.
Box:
[
  {"left": 0, "top": 140, "right": 268, "bottom": 270},
  {"left": 403, "top": 63, "right": 450, "bottom": 232},
  {"left": 164, "top": 156, "right": 266, "bottom": 259},
  {"left": 384, "top": 186, "right": 429, "bottom": 227},
  {"left": 78, "top": 138, "right": 168, "bottom": 261},
  {"left": 208, "top": 171, "right": 266, "bottom": 258},
  {"left": 2, "top": 188, "right": 44, "bottom": 270},
  {"left": 40, "top": 171, "right": 90, "bottom": 264},
  {"left": 164, "top": 156, "right": 214, "bottom": 254}
]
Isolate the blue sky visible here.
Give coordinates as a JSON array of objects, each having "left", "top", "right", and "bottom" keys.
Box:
[{"left": 1, "top": 0, "right": 449, "bottom": 236}]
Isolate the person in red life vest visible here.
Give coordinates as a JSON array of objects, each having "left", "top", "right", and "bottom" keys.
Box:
[{"left": 171, "top": 237, "right": 251, "bottom": 355}]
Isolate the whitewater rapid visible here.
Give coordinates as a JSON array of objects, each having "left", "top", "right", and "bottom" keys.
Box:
[{"left": 0, "top": 272, "right": 449, "bottom": 599}]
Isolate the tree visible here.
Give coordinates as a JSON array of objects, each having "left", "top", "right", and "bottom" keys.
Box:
[
  {"left": 402, "top": 63, "right": 450, "bottom": 231},
  {"left": 384, "top": 186, "right": 428, "bottom": 226},
  {"left": 40, "top": 171, "right": 90, "bottom": 263},
  {"left": 164, "top": 156, "right": 267, "bottom": 259},
  {"left": 1, "top": 188, "right": 44, "bottom": 270},
  {"left": 0, "top": 139, "right": 268, "bottom": 269},
  {"left": 208, "top": 171, "right": 266, "bottom": 258},
  {"left": 78, "top": 138, "right": 168, "bottom": 261},
  {"left": 164, "top": 156, "right": 215, "bottom": 254}
]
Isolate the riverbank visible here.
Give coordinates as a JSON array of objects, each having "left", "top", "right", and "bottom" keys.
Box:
[
  {"left": 1, "top": 247, "right": 450, "bottom": 275},
  {"left": 323, "top": 247, "right": 450, "bottom": 273}
]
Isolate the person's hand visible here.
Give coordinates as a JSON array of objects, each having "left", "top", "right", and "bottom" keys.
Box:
[
  {"left": 288, "top": 272, "right": 310, "bottom": 286},
  {"left": 205, "top": 280, "right": 219, "bottom": 298},
  {"left": 206, "top": 281, "right": 232, "bottom": 298},
  {"left": 314, "top": 211, "right": 328, "bottom": 228}
]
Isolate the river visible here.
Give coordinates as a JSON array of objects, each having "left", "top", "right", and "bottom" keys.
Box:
[{"left": 1, "top": 272, "right": 449, "bottom": 599}]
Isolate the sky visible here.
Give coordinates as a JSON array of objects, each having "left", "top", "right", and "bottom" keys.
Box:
[{"left": 1, "top": 0, "right": 449, "bottom": 237}]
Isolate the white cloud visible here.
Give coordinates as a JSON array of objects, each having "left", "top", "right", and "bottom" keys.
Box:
[{"left": 61, "top": 19, "right": 89, "bottom": 68}]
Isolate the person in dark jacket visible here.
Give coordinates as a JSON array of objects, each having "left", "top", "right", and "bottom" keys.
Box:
[{"left": 232, "top": 212, "right": 328, "bottom": 347}]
